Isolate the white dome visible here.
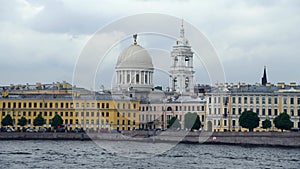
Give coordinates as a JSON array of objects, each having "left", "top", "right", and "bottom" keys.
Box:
[{"left": 116, "top": 44, "right": 153, "bottom": 69}]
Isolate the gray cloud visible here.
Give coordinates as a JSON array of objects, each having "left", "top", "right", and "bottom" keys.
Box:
[{"left": 0, "top": 0, "right": 299, "bottom": 88}]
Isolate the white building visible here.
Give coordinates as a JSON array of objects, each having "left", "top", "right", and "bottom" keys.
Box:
[
  {"left": 169, "top": 22, "right": 195, "bottom": 94},
  {"left": 113, "top": 34, "right": 154, "bottom": 101}
]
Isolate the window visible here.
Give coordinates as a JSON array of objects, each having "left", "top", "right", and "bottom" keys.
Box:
[
  {"left": 238, "top": 97, "right": 241, "bottom": 104},
  {"left": 145, "top": 73, "right": 148, "bottom": 84},
  {"left": 232, "top": 97, "right": 236, "bottom": 104},
  {"left": 274, "top": 109, "right": 278, "bottom": 116},
  {"left": 283, "top": 97, "right": 287, "bottom": 104},
  {"left": 268, "top": 97, "right": 272, "bottom": 104},
  {"left": 291, "top": 98, "right": 294, "bottom": 105},
  {"left": 102, "top": 103, "right": 105, "bottom": 108},
  {"left": 128, "top": 104, "right": 131, "bottom": 109},
  {"left": 262, "top": 109, "right": 265, "bottom": 116},
  {"left": 61, "top": 103, "right": 64, "bottom": 108},
  {"left": 106, "top": 103, "right": 109, "bottom": 108},
  {"left": 244, "top": 97, "right": 247, "bottom": 104},
  {"left": 268, "top": 109, "right": 272, "bottom": 116},
  {"left": 29, "top": 102, "right": 32, "bottom": 108},
  {"left": 256, "top": 97, "right": 259, "bottom": 104},
  {"left": 133, "top": 104, "right": 136, "bottom": 109},
  {"left": 128, "top": 120, "right": 130, "bottom": 125},
  {"left": 91, "top": 112, "right": 94, "bottom": 116},
  {"left": 106, "top": 112, "right": 109, "bottom": 117},
  {"left": 256, "top": 108, "right": 260, "bottom": 115},
  {"left": 127, "top": 74, "right": 130, "bottom": 83},
  {"left": 136, "top": 74, "right": 139, "bottom": 83},
  {"left": 232, "top": 108, "right": 236, "bottom": 115},
  {"left": 23, "top": 102, "right": 26, "bottom": 108},
  {"left": 232, "top": 120, "right": 236, "bottom": 127},
  {"left": 274, "top": 98, "right": 278, "bottom": 104},
  {"left": 86, "top": 112, "right": 89, "bottom": 117},
  {"left": 49, "top": 103, "right": 52, "bottom": 108},
  {"left": 44, "top": 112, "right": 47, "bottom": 116},
  {"left": 117, "top": 112, "right": 120, "bottom": 117}
]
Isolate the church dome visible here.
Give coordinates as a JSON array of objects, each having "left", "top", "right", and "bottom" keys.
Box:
[{"left": 116, "top": 44, "right": 153, "bottom": 69}]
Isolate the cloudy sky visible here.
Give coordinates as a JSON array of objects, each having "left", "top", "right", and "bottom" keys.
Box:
[{"left": 0, "top": 0, "right": 299, "bottom": 89}]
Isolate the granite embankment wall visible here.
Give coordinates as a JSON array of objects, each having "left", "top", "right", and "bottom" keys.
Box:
[{"left": 0, "top": 132, "right": 299, "bottom": 147}]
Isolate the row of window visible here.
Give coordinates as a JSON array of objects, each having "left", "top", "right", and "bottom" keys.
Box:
[
  {"left": 209, "top": 107, "right": 300, "bottom": 117},
  {"left": 140, "top": 105, "right": 205, "bottom": 112},
  {"left": 1, "top": 101, "right": 138, "bottom": 110},
  {"left": 209, "top": 96, "right": 300, "bottom": 105},
  {"left": 1, "top": 111, "right": 137, "bottom": 118}
]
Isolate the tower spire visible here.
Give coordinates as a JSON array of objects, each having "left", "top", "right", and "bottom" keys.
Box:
[
  {"left": 180, "top": 19, "right": 185, "bottom": 38},
  {"left": 261, "top": 66, "right": 267, "bottom": 85}
]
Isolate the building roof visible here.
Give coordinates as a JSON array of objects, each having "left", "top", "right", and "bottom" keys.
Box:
[{"left": 116, "top": 44, "right": 153, "bottom": 69}]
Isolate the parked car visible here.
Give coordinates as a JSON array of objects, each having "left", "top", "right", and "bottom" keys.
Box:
[
  {"left": 6, "top": 128, "right": 15, "bottom": 132},
  {"left": 26, "top": 128, "right": 37, "bottom": 132},
  {"left": 56, "top": 128, "right": 66, "bottom": 132},
  {"left": 38, "top": 128, "right": 47, "bottom": 132}
]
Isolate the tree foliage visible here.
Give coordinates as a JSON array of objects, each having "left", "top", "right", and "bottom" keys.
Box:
[
  {"left": 184, "top": 112, "right": 201, "bottom": 130},
  {"left": 1, "top": 114, "right": 13, "bottom": 126},
  {"left": 51, "top": 114, "right": 63, "bottom": 128},
  {"left": 273, "top": 112, "right": 293, "bottom": 132},
  {"left": 262, "top": 119, "right": 272, "bottom": 130},
  {"left": 33, "top": 114, "right": 45, "bottom": 126},
  {"left": 167, "top": 116, "right": 181, "bottom": 129},
  {"left": 239, "top": 111, "right": 260, "bottom": 132},
  {"left": 18, "top": 116, "right": 28, "bottom": 127}
]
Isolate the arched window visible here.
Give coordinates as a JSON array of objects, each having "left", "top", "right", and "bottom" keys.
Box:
[
  {"left": 185, "top": 77, "right": 189, "bottom": 88},
  {"left": 185, "top": 56, "right": 189, "bottom": 67}
]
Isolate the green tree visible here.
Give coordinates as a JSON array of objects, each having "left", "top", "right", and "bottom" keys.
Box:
[
  {"left": 262, "top": 119, "right": 272, "bottom": 130},
  {"left": 239, "top": 111, "right": 260, "bottom": 132},
  {"left": 1, "top": 114, "right": 13, "bottom": 126},
  {"left": 51, "top": 114, "right": 63, "bottom": 129},
  {"left": 33, "top": 114, "right": 45, "bottom": 126},
  {"left": 184, "top": 112, "right": 201, "bottom": 130},
  {"left": 273, "top": 112, "right": 293, "bottom": 132},
  {"left": 18, "top": 116, "right": 28, "bottom": 127},
  {"left": 167, "top": 116, "right": 181, "bottom": 129}
]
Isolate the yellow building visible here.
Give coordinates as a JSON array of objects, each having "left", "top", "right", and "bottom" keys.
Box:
[
  {"left": 206, "top": 83, "right": 300, "bottom": 132},
  {"left": 0, "top": 82, "right": 140, "bottom": 131}
]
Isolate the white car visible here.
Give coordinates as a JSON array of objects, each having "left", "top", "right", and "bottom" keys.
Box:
[{"left": 6, "top": 128, "right": 15, "bottom": 132}]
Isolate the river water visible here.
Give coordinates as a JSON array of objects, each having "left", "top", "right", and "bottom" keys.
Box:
[{"left": 0, "top": 140, "right": 299, "bottom": 169}]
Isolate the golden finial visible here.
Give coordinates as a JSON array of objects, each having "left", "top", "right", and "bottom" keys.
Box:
[{"left": 133, "top": 33, "right": 137, "bottom": 45}]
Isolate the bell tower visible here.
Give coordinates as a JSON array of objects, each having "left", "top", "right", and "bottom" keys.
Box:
[{"left": 169, "top": 20, "right": 195, "bottom": 94}]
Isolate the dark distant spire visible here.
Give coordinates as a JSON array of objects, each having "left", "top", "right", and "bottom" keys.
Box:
[{"left": 261, "top": 66, "right": 267, "bottom": 85}]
